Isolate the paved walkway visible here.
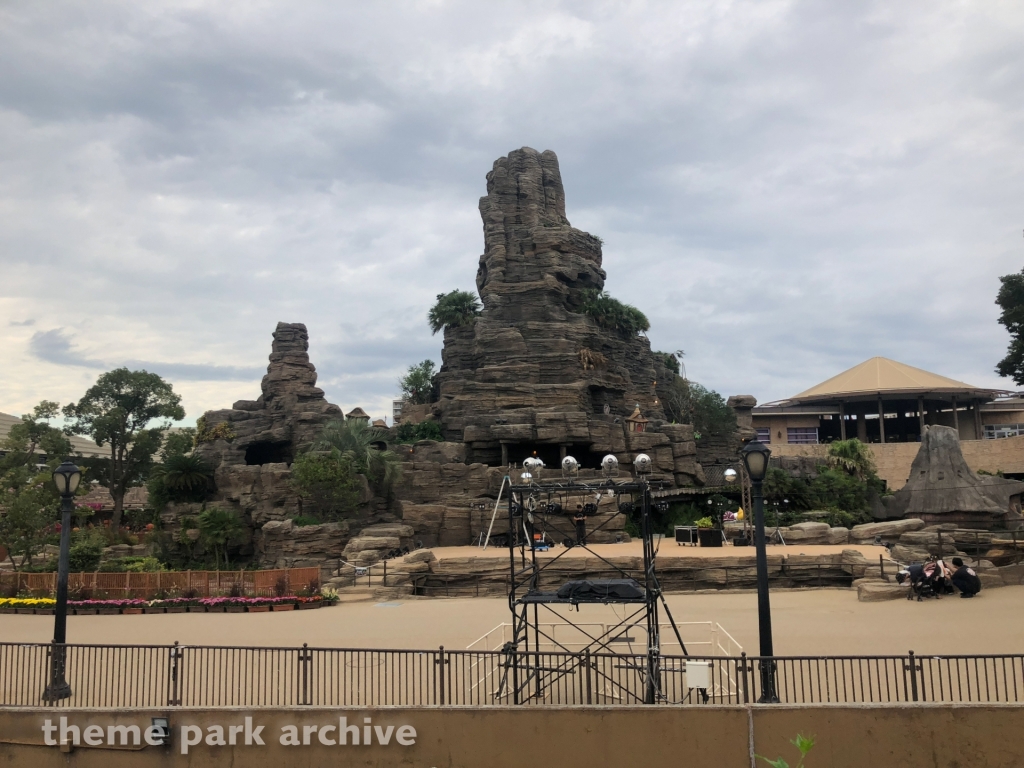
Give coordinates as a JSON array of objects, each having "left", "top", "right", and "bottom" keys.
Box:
[{"left": 3, "top": 586, "right": 1022, "bottom": 656}]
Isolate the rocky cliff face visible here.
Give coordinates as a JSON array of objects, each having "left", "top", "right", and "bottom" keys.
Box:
[
  {"left": 186, "top": 322, "right": 351, "bottom": 567},
  {"left": 435, "top": 147, "right": 698, "bottom": 483}
]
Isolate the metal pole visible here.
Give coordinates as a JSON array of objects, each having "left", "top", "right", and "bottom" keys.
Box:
[
  {"left": 44, "top": 492, "right": 74, "bottom": 701},
  {"left": 752, "top": 477, "right": 778, "bottom": 703},
  {"left": 642, "top": 483, "right": 660, "bottom": 705}
]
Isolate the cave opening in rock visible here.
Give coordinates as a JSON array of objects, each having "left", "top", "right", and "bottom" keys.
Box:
[
  {"left": 244, "top": 440, "right": 293, "bottom": 466},
  {"left": 507, "top": 443, "right": 562, "bottom": 469}
]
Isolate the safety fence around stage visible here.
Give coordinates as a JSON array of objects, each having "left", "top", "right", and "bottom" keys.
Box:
[{"left": 2, "top": 642, "right": 1023, "bottom": 709}]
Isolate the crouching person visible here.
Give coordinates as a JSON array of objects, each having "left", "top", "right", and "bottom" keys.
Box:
[{"left": 950, "top": 557, "right": 982, "bottom": 599}]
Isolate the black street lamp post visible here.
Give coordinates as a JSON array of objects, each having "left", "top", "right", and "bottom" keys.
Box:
[
  {"left": 43, "top": 460, "right": 81, "bottom": 702},
  {"left": 740, "top": 439, "right": 778, "bottom": 703}
]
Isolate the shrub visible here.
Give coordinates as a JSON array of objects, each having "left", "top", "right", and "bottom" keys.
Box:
[
  {"left": 574, "top": 289, "right": 650, "bottom": 338},
  {"left": 290, "top": 450, "right": 362, "bottom": 522},
  {"left": 309, "top": 420, "right": 402, "bottom": 497},
  {"left": 68, "top": 540, "right": 103, "bottom": 572},
  {"left": 124, "top": 508, "right": 160, "bottom": 531},
  {"left": 98, "top": 556, "right": 164, "bottom": 573},
  {"left": 394, "top": 420, "right": 443, "bottom": 444},
  {"left": 292, "top": 515, "right": 321, "bottom": 527}
]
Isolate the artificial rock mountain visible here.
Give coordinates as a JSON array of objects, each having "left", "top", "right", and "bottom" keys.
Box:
[
  {"left": 435, "top": 147, "right": 702, "bottom": 483},
  {"left": 182, "top": 150, "right": 735, "bottom": 566}
]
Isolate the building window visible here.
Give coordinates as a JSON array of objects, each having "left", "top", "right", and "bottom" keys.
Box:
[
  {"left": 984, "top": 424, "right": 1024, "bottom": 439},
  {"left": 756, "top": 427, "right": 771, "bottom": 444},
  {"left": 787, "top": 427, "right": 818, "bottom": 445}
]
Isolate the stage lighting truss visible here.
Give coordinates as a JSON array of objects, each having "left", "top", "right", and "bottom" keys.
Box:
[{"left": 497, "top": 474, "right": 689, "bottom": 707}]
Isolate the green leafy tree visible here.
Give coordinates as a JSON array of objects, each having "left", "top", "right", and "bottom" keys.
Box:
[
  {"left": 996, "top": 268, "right": 1024, "bottom": 384},
  {"left": 1, "top": 401, "right": 72, "bottom": 469},
  {"left": 399, "top": 360, "right": 438, "bottom": 405},
  {"left": 63, "top": 368, "right": 185, "bottom": 531},
  {"left": 310, "top": 419, "right": 402, "bottom": 496},
  {"left": 428, "top": 290, "right": 481, "bottom": 334},
  {"left": 661, "top": 378, "right": 736, "bottom": 436},
  {"left": 0, "top": 402, "right": 72, "bottom": 570},
  {"left": 0, "top": 470, "right": 59, "bottom": 570},
  {"left": 197, "top": 507, "right": 245, "bottom": 569},
  {"left": 653, "top": 350, "right": 681, "bottom": 375},
  {"left": 575, "top": 289, "right": 650, "bottom": 337},
  {"left": 290, "top": 450, "right": 362, "bottom": 522},
  {"left": 162, "top": 428, "right": 197, "bottom": 459}
]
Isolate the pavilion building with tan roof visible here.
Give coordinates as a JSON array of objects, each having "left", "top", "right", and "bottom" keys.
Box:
[{"left": 752, "top": 358, "right": 1023, "bottom": 446}]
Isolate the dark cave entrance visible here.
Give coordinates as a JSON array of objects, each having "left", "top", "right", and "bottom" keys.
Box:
[{"left": 244, "top": 440, "right": 293, "bottom": 466}]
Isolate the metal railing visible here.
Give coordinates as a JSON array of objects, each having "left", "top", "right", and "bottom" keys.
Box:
[{"left": 2, "top": 642, "right": 1022, "bottom": 708}]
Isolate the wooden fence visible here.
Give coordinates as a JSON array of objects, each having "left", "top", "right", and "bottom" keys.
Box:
[{"left": 0, "top": 567, "right": 321, "bottom": 600}]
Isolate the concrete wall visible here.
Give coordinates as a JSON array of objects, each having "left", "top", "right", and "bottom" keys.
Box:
[
  {"left": 2, "top": 705, "right": 1022, "bottom": 768},
  {"left": 771, "top": 435, "right": 1024, "bottom": 489}
]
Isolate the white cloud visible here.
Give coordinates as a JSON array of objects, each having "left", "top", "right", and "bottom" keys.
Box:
[{"left": 1, "top": 0, "right": 1023, "bottom": 424}]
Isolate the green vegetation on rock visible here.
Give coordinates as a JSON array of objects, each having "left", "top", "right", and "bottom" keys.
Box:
[
  {"left": 429, "top": 290, "right": 481, "bottom": 334},
  {"left": 395, "top": 420, "right": 443, "bottom": 444},
  {"left": 574, "top": 289, "right": 650, "bottom": 338},
  {"left": 399, "top": 359, "right": 438, "bottom": 405}
]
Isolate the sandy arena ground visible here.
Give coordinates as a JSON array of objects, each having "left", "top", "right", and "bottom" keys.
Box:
[{"left": 4, "top": 586, "right": 1023, "bottom": 657}]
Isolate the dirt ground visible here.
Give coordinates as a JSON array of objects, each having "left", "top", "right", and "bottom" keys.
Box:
[{"left": 4, "top": 586, "right": 1023, "bottom": 657}]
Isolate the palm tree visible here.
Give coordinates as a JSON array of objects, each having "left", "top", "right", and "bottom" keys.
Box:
[
  {"left": 158, "top": 453, "right": 214, "bottom": 495},
  {"left": 310, "top": 419, "right": 402, "bottom": 496},
  {"left": 826, "top": 439, "right": 876, "bottom": 480},
  {"left": 428, "top": 290, "right": 481, "bottom": 335}
]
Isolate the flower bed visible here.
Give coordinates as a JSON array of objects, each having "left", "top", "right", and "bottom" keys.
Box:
[{"left": 0, "top": 594, "right": 333, "bottom": 614}]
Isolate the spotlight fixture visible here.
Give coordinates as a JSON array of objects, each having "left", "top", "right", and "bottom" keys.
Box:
[
  {"left": 601, "top": 454, "right": 619, "bottom": 477},
  {"left": 561, "top": 455, "right": 579, "bottom": 477},
  {"left": 633, "top": 453, "right": 652, "bottom": 475}
]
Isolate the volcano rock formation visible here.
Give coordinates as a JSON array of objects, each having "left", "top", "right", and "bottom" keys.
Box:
[{"left": 884, "top": 425, "right": 1024, "bottom": 527}]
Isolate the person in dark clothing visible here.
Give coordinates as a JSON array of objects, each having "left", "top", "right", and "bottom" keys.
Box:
[
  {"left": 950, "top": 557, "right": 982, "bottom": 598},
  {"left": 573, "top": 505, "right": 587, "bottom": 545}
]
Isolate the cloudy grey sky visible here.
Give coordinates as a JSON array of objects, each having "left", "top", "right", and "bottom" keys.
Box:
[{"left": 2, "top": 0, "right": 1023, "bottom": 425}]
